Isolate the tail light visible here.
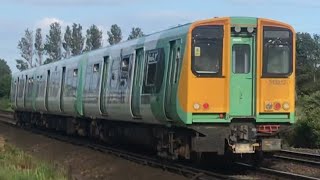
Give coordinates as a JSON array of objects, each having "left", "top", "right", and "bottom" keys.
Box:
[
  {"left": 203, "top": 103, "right": 209, "bottom": 109},
  {"left": 274, "top": 102, "right": 281, "bottom": 111}
]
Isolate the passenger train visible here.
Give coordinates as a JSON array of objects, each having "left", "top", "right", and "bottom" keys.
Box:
[{"left": 11, "top": 17, "right": 295, "bottom": 161}]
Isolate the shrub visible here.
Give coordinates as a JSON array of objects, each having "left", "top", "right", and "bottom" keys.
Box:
[{"left": 289, "top": 91, "right": 320, "bottom": 148}]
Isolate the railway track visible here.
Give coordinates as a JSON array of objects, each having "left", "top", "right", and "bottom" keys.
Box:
[
  {"left": 0, "top": 110, "right": 319, "bottom": 180},
  {"left": 235, "top": 162, "right": 320, "bottom": 180},
  {"left": 273, "top": 149, "right": 320, "bottom": 166}
]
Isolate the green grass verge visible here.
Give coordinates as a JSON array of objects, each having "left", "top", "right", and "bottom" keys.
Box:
[
  {"left": 0, "top": 97, "right": 13, "bottom": 112},
  {"left": 0, "top": 144, "right": 67, "bottom": 180}
]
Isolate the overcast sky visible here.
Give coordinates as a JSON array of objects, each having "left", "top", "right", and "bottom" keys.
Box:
[{"left": 1, "top": 0, "right": 319, "bottom": 73}]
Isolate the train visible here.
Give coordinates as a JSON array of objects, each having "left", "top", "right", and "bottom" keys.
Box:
[{"left": 10, "top": 17, "right": 295, "bottom": 161}]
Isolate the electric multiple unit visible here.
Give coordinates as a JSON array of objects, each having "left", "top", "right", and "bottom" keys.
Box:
[{"left": 11, "top": 17, "right": 295, "bottom": 160}]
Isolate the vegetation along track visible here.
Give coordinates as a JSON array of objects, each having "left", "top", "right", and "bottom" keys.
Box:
[
  {"left": 0, "top": 110, "right": 319, "bottom": 180},
  {"left": 0, "top": 110, "right": 235, "bottom": 180}
]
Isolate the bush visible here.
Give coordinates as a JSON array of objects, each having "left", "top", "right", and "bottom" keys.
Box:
[
  {"left": 0, "top": 98, "right": 12, "bottom": 111},
  {"left": 289, "top": 91, "right": 320, "bottom": 148}
]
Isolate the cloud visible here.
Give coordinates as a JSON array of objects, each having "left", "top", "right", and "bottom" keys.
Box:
[
  {"left": 228, "top": 0, "right": 320, "bottom": 7},
  {"left": 35, "top": 17, "right": 65, "bottom": 30},
  {"left": 8, "top": 0, "right": 144, "bottom": 6}
]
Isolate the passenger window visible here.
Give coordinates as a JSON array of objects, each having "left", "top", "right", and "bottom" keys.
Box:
[
  {"left": 120, "top": 56, "right": 130, "bottom": 80},
  {"left": 121, "top": 57, "right": 129, "bottom": 72},
  {"left": 145, "top": 50, "right": 159, "bottom": 86},
  {"left": 93, "top": 64, "right": 100, "bottom": 72},
  {"left": 73, "top": 69, "right": 78, "bottom": 77},
  {"left": 174, "top": 47, "right": 181, "bottom": 83},
  {"left": 90, "top": 63, "right": 101, "bottom": 93},
  {"left": 232, "top": 44, "right": 250, "bottom": 74},
  {"left": 143, "top": 48, "right": 165, "bottom": 94},
  {"left": 110, "top": 60, "right": 119, "bottom": 89}
]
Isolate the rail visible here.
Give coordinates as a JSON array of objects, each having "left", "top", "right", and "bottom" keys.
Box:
[
  {"left": 1, "top": 110, "right": 319, "bottom": 180},
  {"left": 273, "top": 149, "right": 320, "bottom": 166}
]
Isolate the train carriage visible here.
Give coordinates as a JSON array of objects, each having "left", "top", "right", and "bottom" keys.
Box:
[{"left": 11, "top": 16, "right": 295, "bottom": 161}]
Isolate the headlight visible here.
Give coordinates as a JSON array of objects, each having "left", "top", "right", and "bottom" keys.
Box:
[
  {"left": 283, "top": 102, "right": 290, "bottom": 111},
  {"left": 265, "top": 102, "right": 273, "bottom": 110},
  {"left": 193, "top": 103, "right": 200, "bottom": 110}
]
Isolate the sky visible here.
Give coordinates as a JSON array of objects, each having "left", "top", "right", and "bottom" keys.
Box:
[{"left": 1, "top": 0, "right": 320, "bottom": 73}]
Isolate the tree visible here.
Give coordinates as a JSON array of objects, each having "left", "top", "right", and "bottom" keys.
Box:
[
  {"left": 312, "top": 34, "right": 320, "bottom": 82},
  {"left": 127, "top": 27, "right": 144, "bottom": 40},
  {"left": 44, "top": 22, "right": 62, "bottom": 63},
  {"left": 0, "top": 59, "right": 11, "bottom": 98},
  {"left": 63, "top": 26, "right": 72, "bottom": 58},
  {"left": 296, "top": 32, "right": 320, "bottom": 96},
  {"left": 107, "top": 24, "right": 122, "bottom": 45},
  {"left": 85, "top": 24, "right": 103, "bottom": 51},
  {"left": 17, "top": 29, "right": 33, "bottom": 68},
  {"left": 70, "top": 23, "right": 84, "bottom": 56},
  {"left": 34, "top": 28, "right": 44, "bottom": 66},
  {"left": 16, "top": 59, "right": 28, "bottom": 71}
]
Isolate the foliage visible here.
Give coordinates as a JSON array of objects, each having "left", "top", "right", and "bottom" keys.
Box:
[
  {"left": 107, "top": 24, "right": 122, "bottom": 45},
  {"left": 85, "top": 24, "right": 103, "bottom": 51},
  {"left": 127, "top": 27, "right": 144, "bottom": 40},
  {"left": 17, "top": 29, "right": 33, "bottom": 68},
  {"left": 15, "top": 59, "right": 29, "bottom": 71},
  {"left": 296, "top": 32, "right": 320, "bottom": 96},
  {"left": 0, "top": 144, "right": 67, "bottom": 180},
  {"left": 0, "top": 59, "right": 11, "bottom": 98},
  {"left": 44, "top": 22, "right": 62, "bottom": 63},
  {"left": 0, "top": 98, "right": 12, "bottom": 111},
  {"left": 70, "top": 23, "right": 85, "bottom": 56},
  {"left": 289, "top": 92, "right": 320, "bottom": 148},
  {"left": 63, "top": 26, "right": 72, "bottom": 58},
  {"left": 34, "top": 28, "right": 44, "bottom": 66}
]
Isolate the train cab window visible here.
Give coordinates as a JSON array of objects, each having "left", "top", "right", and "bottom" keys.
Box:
[
  {"left": 232, "top": 44, "right": 250, "bottom": 74},
  {"left": 263, "top": 27, "right": 293, "bottom": 77},
  {"left": 192, "top": 25, "right": 223, "bottom": 77}
]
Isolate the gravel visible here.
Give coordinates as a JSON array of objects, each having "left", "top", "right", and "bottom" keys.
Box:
[{"left": 0, "top": 122, "right": 188, "bottom": 180}]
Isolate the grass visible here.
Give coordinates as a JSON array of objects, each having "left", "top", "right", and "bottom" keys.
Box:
[
  {"left": 0, "top": 144, "right": 67, "bottom": 180},
  {"left": 0, "top": 97, "right": 13, "bottom": 112}
]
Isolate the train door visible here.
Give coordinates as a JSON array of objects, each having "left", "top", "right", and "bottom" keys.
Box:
[
  {"left": 165, "top": 40, "right": 181, "bottom": 119},
  {"left": 24, "top": 75, "right": 27, "bottom": 108},
  {"left": 60, "top": 67, "right": 66, "bottom": 112},
  {"left": 230, "top": 37, "right": 254, "bottom": 116},
  {"left": 131, "top": 48, "right": 144, "bottom": 117},
  {"left": 100, "top": 56, "right": 109, "bottom": 115},
  {"left": 45, "top": 70, "right": 50, "bottom": 111}
]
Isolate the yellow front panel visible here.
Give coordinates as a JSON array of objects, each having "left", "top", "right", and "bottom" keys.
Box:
[
  {"left": 257, "top": 19, "right": 296, "bottom": 113},
  {"left": 178, "top": 17, "right": 230, "bottom": 113}
]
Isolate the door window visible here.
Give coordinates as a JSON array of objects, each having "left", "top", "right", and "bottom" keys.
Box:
[{"left": 232, "top": 44, "right": 250, "bottom": 74}]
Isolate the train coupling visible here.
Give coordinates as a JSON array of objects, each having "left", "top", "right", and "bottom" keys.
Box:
[{"left": 231, "top": 143, "right": 259, "bottom": 154}]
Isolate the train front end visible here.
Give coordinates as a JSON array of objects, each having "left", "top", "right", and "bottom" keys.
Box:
[{"left": 177, "top": 17, "right": 295, "bottom": 156}]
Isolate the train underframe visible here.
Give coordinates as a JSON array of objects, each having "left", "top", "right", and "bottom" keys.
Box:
[{"left": 14, "top": 111, "right": 287, "bottom": 162}]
